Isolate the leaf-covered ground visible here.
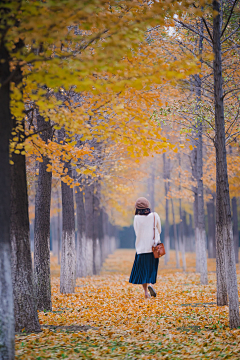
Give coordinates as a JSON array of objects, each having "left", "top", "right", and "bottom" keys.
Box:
[{"left": 16, "top": 250, "right": 240, "bottom": 359}]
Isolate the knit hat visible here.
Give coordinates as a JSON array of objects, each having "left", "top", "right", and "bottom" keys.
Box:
[{"left": 135, "top": 197, "right": 150, "bottom": 209}]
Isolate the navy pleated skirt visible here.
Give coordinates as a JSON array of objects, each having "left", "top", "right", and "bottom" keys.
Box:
[{"left": 129, "top": 252, "right": 159, "bottom": 284}]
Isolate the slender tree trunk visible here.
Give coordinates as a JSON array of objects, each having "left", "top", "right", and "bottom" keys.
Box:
[
  {"left": 207, "top": 196, "right": 216, "bottom": 258},
  {"left": 193, "top": 19, "right": 208, "bottom": 283},
  {"left": 0, "top": 42, "right": 15, "bottom": 359},
  {"left": 191, "top": 103, "right": 200, "bottom": 270},
  {"left": 93, "top": 183, "right": 102, "bottom": 275},
  {"left": 102, "top": 211, "right": 110, "bottom": 263},
  {"left": 85, "top": 182, "right": 94, "bottom": 276},
  {"left": 163, "top": 153, "right": 170, "bottom": 264},
  {"left": 195, "top": 63, "right": 208, "bottom": 284},
  {"left": 51, "top": 217, "right": 57, "bottom": 256},
  {"left": 60, "top": 161, "right": 76, "bottom": 293},
  {"left": 75, "top": 185, "right": 87, "bottom": 277},
  {"left": 189, "top": 214, "right": 194, "bottom": 252},
  {"left": 93, "top": 182, "right": 101, "bottom": 275},
  {"left": 99, "top": 208, "right": 104, "bottom": 266},
  {"left": 57, "top": 189, "right": 61, "bottom": 265},
  {"left": 179, "top": 199, "right": 186, "bottom": 272},
  {"left": 171, "top": 197, "right": 180, "bottom": 268},
  {"left": 213, "top": 0, "right": 240, "bottom": 328},
  {"left": 178, "top": 154, "right": 186, "bottom": 271},
  {"left": 182, "top": 210, "right": 190, "bottom": 252},
  {"left": 34, "top": 113, "right": 52, "bottom": 311},
  {"left": 193, "top": 192, "right": 201, "bottom": 271},
  {"left": 232, "top": 197, "right": 239, "bottom": 263},
  {"left": 148, "top": 161, "right": 155, "bottom": 212},
  {"left": 10, "top": 131, "right": 41, "bottom": 332}
]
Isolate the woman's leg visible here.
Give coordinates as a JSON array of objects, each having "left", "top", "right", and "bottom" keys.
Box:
[
  {"left": 148, "top": 284, "right": 157, "bottom": 297},
  {"left": 142, "top": 283, "right": 150, "bottom": 298}
]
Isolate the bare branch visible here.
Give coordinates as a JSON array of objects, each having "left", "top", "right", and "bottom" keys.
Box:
[
  {"left": 25, "top": 125, "right": 55, "bottom": 140},
  {"left": 221, "top": 24, "right": 240, "bottom": 44},
  {"left": 221, "top": 0, "right": 239, "bottom": 37},
  {"left": 202, "top": 17, "right": 213, "bottom": 42},
  {"left": 223, "top": 87, "right": 240, "bottom": 99},
  {"left": 174, "top": 19, "right": 213, "bottom": 46}
]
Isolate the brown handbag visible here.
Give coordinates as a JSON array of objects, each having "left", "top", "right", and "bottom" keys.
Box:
[{"left": 152, "top": 213, "right": 165, "bottom": 258}]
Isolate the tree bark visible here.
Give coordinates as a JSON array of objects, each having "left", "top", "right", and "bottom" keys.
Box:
[
  {"left": 232, "top": 197, "right": 239, "bottom": 263},
  {"left": 178, "top": 153, "right": 186, "bottom": 271},
  {"left": 182, "top": 210, "right": 190, "bottom": 252},
  {"left": 192, "top": 18, "right": 208, "bottom": 283},
  {"left": 189, "top": 214, "right": 195, "bottom": 252},
  {"left": 93, "top": 182, "right": 102, "bottom": 275},
  {"left": 163, "top": 153, "right": 170, "bottom": 264},
  {"left": 99, "top": 208, "right": 105, "bottom": 266},
  {"left": 148, "top": 162, "right": 155, "bottom": 212},
  {"left": 60, "top": 161, "right": 76, "bottom": 293},
  {"left": 213, "top": 0, "right": 240, "bottom": 328},
  {"left": 10, "top": 133, "right": 41, "bottom": 332},
  {"left": 34, "top": 113, "right": 52, "bottom": 311},
  {"left": 171, "top": 197, "right": 180, "bottom": 268},
  {"left": 0, "top": 41, "right": 15, "bottom": 359},
  {"left": 179, "top": 199, "right": 186, "bottom": 272},
  {"left": 51, "top": 217, "right": 56, "bottom": 255},
  {"left": 57, "top": 189, "right": 61, "bottom": 265},
  {"left": 192, "top": 127, "right": 200, "bottom": 271},
  {"left": 85, "top": 182, "right": 94, "bottom": 276},
  {"left": 207, "top": 196, "right": 216, "bottom": 258},
  {"left": 75, "top": 185, "right": 87, "bottom": 277},
  {"left": 193, "top": 192, "right": 200, "bottom": 271},
  {"left": 102, "top": 211, "right": 110, "bottom": 263},
  {"left": 195, "top": 64, "right": 208, "bottom": 284}
]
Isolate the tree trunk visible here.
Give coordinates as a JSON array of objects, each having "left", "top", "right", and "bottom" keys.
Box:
[
  {"left": 99, "top": 208, "right": 105, "bottom": 265},
  {"left": 0, "top": 42, "right": 15, "bottom": 359},
  {"left": 51, "top": 217, "right": 57, "bottom": 256},
  {"left": 163, "top": 153, "right": 170, "bottom": 264},
  {"left": 213, "top": 0, "right": 240, "bottom": 328},
  {"left": 232, "top": 197, "right": 239, "bottom": 263},
  {"left": 179, "top": 199, "right": 186, "bottom": 272},
  {"left": 189, "top": 214, "right": 195, "bottom": 252},
  {"left": 195, "top": 65, "right": 208, "bottom": 284},
  {"left": 182, "top": 210, "right": 190, "bottom": 252},
  {"left": 10, "top": 137, "right": 41, "bottom": 332},
  {"left": 34, "top": 113, "right": 52, "bottom": 311},
  {"left": 193, "top": 192, "right": 200, "bottom": 271},
  {"left": 148, "top": 161, "right": 155, "bottom": 212},
  {"left": 171, "top": 197, "right": 180, "bottom": 268},
  {"left": 60, "top": 161, "right": 76, "bottom": 293},
  {"left": 75, "top": 185, "right": 87, "bottom": 277},
  {"left": 207, "top": 196, "right": 216, "bottom": 258},
  {"left": 85, "top": 182, "right": 94, "bottom": 276},
  {"left": 93, "top": 182, "right": 102, "bottom": 275},
  {"left": 102, "top": 211, "right": 110, "bottom": 263},
  {"left": 178, "top": 153, "right": 186, "bottom": 271},
  {"left": 57, "top": 189, "right": 61, "bottom": 265}
]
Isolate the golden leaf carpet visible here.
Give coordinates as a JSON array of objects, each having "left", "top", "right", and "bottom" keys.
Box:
[{"left": 16, "top": 250, "right": 240, "bottom": 359}]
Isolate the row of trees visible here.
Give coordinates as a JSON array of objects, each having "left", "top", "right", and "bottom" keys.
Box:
[
  {"left": 1, "top": 1, "right": 192, "bottom": 358},
  {"left": 158, "top": 0, "right": 240, "bottom": 328},
  {"left": 0, "top": 1, "right": 240, "bottom": 358}
]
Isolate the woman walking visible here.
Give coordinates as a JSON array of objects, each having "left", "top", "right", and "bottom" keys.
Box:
[{"left": 129, "top": 197, "right": 161, "bottom": 299}]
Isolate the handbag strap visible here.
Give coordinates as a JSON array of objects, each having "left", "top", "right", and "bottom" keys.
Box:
[{"left": 153, "top": 213, "right": 155, "bottom": 241}]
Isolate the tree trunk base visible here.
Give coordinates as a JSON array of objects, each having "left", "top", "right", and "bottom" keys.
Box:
[
  {"left": 0, "top": 244, "right": 15, "bottom": 360},
  {"left": 86, "top": 238, "right": 93, "bottom": 276},
  {"left": 60, "top": 231, "right": 76, "bottom": 294}
]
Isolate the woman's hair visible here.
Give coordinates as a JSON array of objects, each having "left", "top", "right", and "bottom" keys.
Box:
[{"left": 135, "top": 208, "right": 151, "bottom": 216}]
